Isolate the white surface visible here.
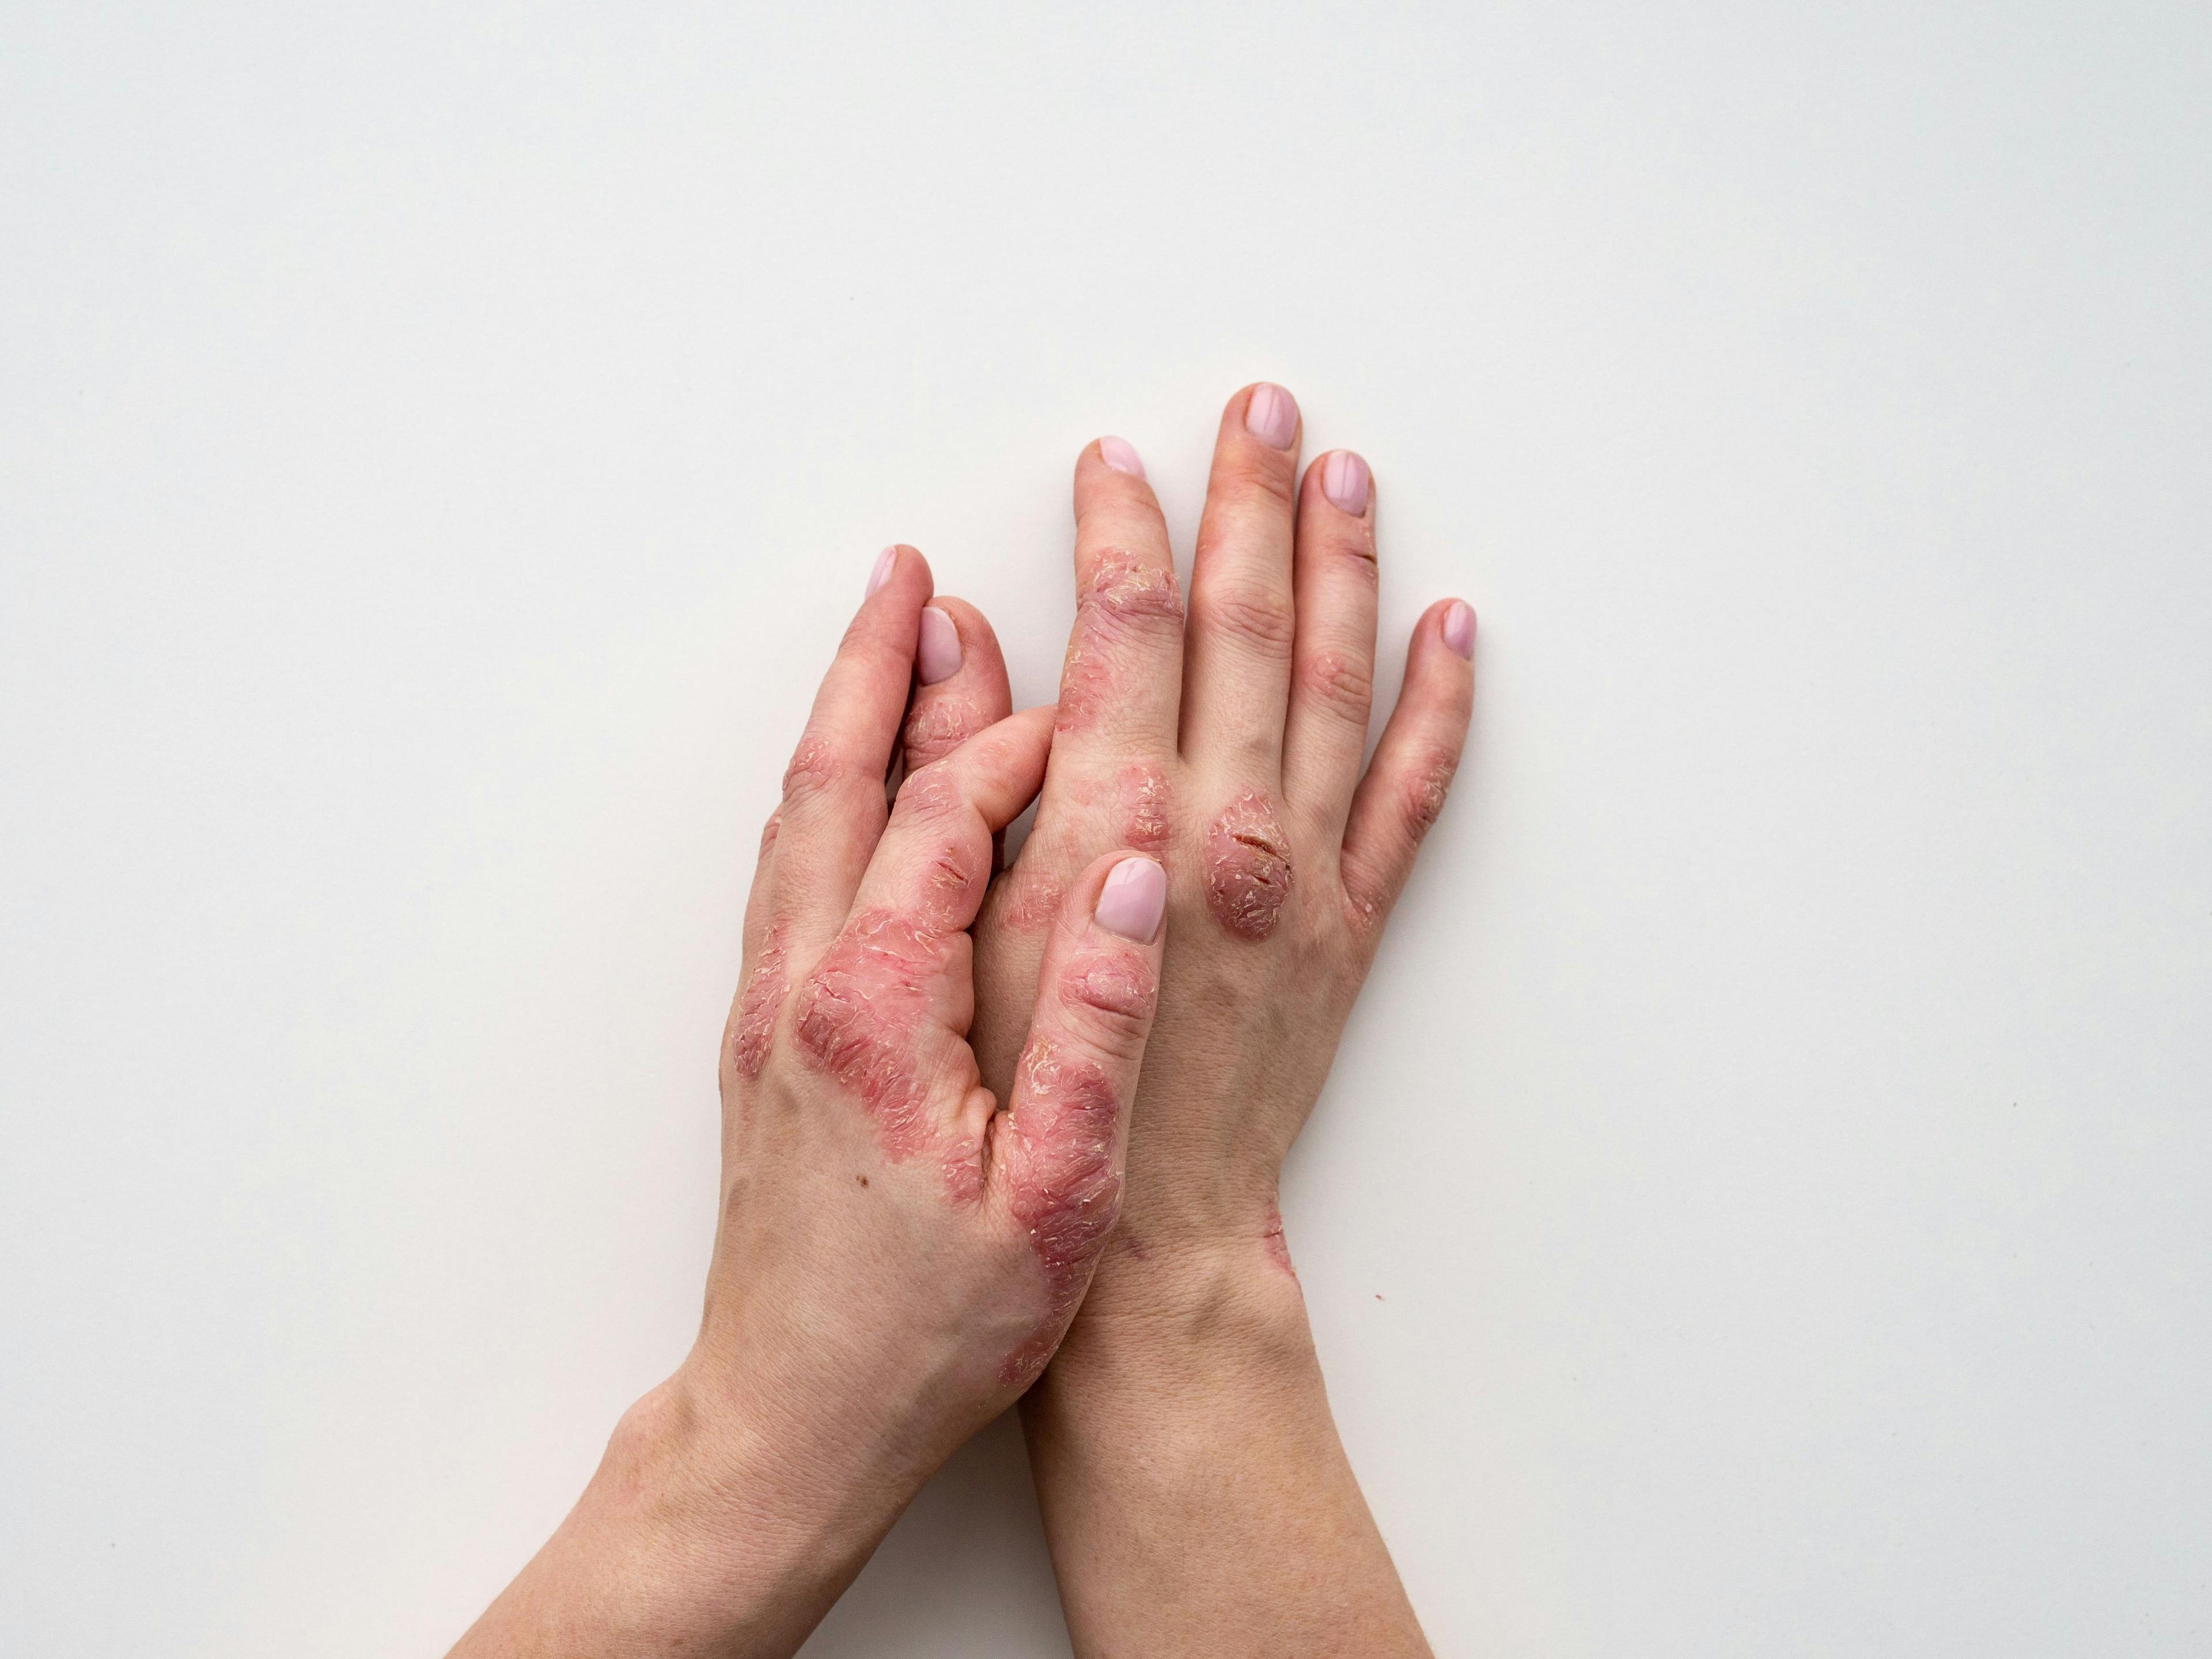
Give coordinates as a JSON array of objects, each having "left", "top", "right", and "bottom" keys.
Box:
[{"left": 4, "top": 5, "right": 2209, "bottom": 1654}]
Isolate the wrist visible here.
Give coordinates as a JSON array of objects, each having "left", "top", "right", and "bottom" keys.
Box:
[
  {"left": 1040, "top": 1224, "right": 1317, "bottom": 1397},
  {"left": 457, "top": 1372, "right": 906, "bottom": 1659}
]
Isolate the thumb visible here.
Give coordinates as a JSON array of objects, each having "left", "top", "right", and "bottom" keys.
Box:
[{"left": 988, "top": 851, "right": 1169, "bottom": 1369}]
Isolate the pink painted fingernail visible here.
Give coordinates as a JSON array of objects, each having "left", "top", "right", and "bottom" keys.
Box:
[
  {"left": 1094, "top": 855, "right": 1168, "bottom": 943},
  {"left": 1442, "top": 600, "right": 1476, "bottom": 658},
  {"left": 1321, "top": 450, "right": 1370, "bottom": 514},
  {"left": 916, "top": 606, "right": 962, "bottom": 684},
  {"left": 867, "top": 545, "right": 898, "bottom": 596},
  {"left": 1244, "top": 382, "right": 1298, "bottom": 449},
  {"left": 1098, "top": 435, "right": 1145, "bottom": 478}
]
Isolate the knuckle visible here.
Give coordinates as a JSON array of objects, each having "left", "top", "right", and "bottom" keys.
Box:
[
  {"left": 1079, "top": 548, "right": 1184, "bottom": 630},
  {"left": 1056, "top": 948, "right": 1157, "bottom": 1051},
  {"left": 902, "top": 694, "right": 985, "bottom": 763},
  {"left": 780, "top": 735, "right": 848, "bottom": 808},
  {"left": 1401, "top": 749, "right": 1460, "bottom": 838},
  {"left": 892, "top": 763, "right": 966, "bottom": 823},
  {"left": 1196, "top": 585, "right": 1297, "bottom": 660},
  {"left": 1203, "top": 790, "right": 1295, "bottom": 941},
  {"left": 1298, "top": 649, "right": 1374, "bottom": 724},
  {"left": 1214, "top": 451, "right": 1298, "bottom": 511}
]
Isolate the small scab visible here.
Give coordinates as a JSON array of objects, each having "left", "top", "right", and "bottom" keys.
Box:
[
  {"left": 1202, "top": 790, "right": 1293, "bottom": 941},
  {"left": 1260, "top": 1207, "right": 1297, "bottom": 1280}
]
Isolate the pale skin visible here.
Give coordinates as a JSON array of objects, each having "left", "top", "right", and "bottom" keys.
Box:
[{"left": 450, "top": 384, "right": 1474, "bottom": 1658}]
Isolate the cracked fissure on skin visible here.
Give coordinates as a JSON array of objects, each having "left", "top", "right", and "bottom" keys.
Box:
[
  {"left": 791, "top": 909, "right": 949, "bottom": 1160},
  {"left": 1260, "top": 1206, "right": 1297, "bottom": 1279},
  {"left": 732, "top": 925, "right": 790, "bottom": 1080},
  {"left": 1203, "top": 790, "right": 1294, "bottom": 940},
  {"left": 1056, "top": 550, "right": 1183, "bottom": 736},
  {"left": 994, "top": 1036, "right": 1124, "bottom": 1386}
]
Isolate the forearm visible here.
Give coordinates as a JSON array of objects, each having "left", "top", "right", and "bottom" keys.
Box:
[
  {"left": 1022, "top": 1241, "right": 1431, "bottom": 1658},
  {"left": 448, "top": 1373, "right": 904, "bottom": 1659}
]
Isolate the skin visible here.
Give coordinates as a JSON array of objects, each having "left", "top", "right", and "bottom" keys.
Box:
[
  {"left": 449, "top": 551, "right": 1169, "bottom": 1658},
  {"left": 943, "top": 387, "right": 1476, "bottom": 1656},
  {"left": 448, "top": 384, "right": 1473, "bottom": 1657}
]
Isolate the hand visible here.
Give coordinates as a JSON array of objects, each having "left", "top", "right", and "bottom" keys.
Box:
[
  {"left": 972, "top": 385, "right": 1474, "bottom": 1301},
  {"left": 961, "top": 384, "right": 1475, "bottom": 1657},
  {"left": 452, "top": 550, "right": 1170, "bottom": 1658}
]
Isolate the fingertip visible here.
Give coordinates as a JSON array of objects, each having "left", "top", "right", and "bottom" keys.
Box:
[
  {"left": 865, "top": 543, "right": 935, "bottom": 606},
  {"left": 1440, "top": 599, "right": 1476, "bottom": 658},
  {"left": 1092, "top": 853, "right": 1168, "bottom": 945},
  {"left": 1315, "top": 449, "right": 1373, "bottom": 517},
  {"left": 1096, "top": 435, "right": 1146, "bottom": 479},
  {"left": 917, "top": 606, "right": 962, "bottom": 685}
]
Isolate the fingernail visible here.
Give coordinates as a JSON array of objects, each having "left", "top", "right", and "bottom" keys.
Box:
[
  {"left": 1094, "top": 855, "right": 1168, "bottom": 943},
  {"left": 1442, "top": 600, "right": 1476, "bottom": 658},
  {"left": 916, "top": 606, "right": 962, "bottom": 684},
  {"left": 1098, "top": 435, "right": 1145, "bottom": 478},
  {"left": 1321, "top": 450, "right": 1370, "bottom": 514},
  {"left": 1244, "top": 382, "right": 1298, "bottom": 449},
  {"left": 866, "top": 545, "right": 898, "bottom": 596}
]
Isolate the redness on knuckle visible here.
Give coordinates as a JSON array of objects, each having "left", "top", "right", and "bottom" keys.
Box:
[
  {"left": 1058, "top": 948, "right": 1157, "bottom": 1037},
  {"left": 1300, "top": 649, "right": 1373, "bottom": 723},
  {"left": 997, "top": 1037, "right": 1125, "bottom": 1385},
  {"left": 1403, "top": 750, "right": 1460, "bottom": 838},
  {"left": 756, "top": 809, "right": 782, "bottom": 860},
  {"left": 730, "top": 925, "right": 790, "bottom": 1080},
  {"left": 781, "top": 735, "right": 846, "bottom": 806},
  {"left": 791, "top": 910, "right": 947, "bottom": 1158},
  {"left": 1203, "top": 790, "right": 1294, "bottom": 941},
  {"left": 1056, "top": 554, "right": 1182, "bottom": 736},
  {"left": 1083, "top": 548, "right": 1184, "bottom": 627},
  {"left": 893, "top": 764, "right": 965, "bottom": 823},
  {"left": 903, "top": 694, "right": 984, "bottom": 762}
]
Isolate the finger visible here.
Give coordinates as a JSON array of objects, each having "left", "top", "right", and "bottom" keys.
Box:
[
  {"left": 1056, "top": 437, "right": 1184, "bottom": 759},
  {"left": 1180, "top": 382, "right": 1302, "bottom": 779},
  {"left": 1281, "top": 449, "right": 1380, "bottom": 843},
  {"left": 901, "top": 597, "right": 1013, "bottom": 772},
  {"left": 772, "top": 544, "right": 934, "bottom": 946},
  {"left": 1339, "top": 600, "right": 1476, "bottom": 931},
  {"left": 853, "top": 705, "right": 1055, "bottom": 936},
  {"left": 986, "top": 850, "right": 1168, "bottom": 1381}
]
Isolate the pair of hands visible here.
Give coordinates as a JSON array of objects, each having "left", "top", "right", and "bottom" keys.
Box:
[{"left": 453, "top": 384, "right": 1474, "bottom": 1657}]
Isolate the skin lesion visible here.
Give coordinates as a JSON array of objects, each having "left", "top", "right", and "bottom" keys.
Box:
[
  {"left": 791, "top": 910, "right": 948, "bottom": 1159},
  {"left": 730, "top": 925, "right": 791, "bottom": 1081},
  {"left": 1203, "top": 790, "right": 1294, "bottom": 941},
  {"left": 1056, "top": 552, "right": 1183, "bottom": 736},
  {"left": 1115, "top": 761, "right": 1172, "bottom": 854},
  {"left": 994, "top": 1036, "right": 1125, "bottom": 1385}
]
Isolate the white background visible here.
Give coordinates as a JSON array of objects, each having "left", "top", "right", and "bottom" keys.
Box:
[{"left": 4, "top": 4, "right": 2209, "bottom": 1654}]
